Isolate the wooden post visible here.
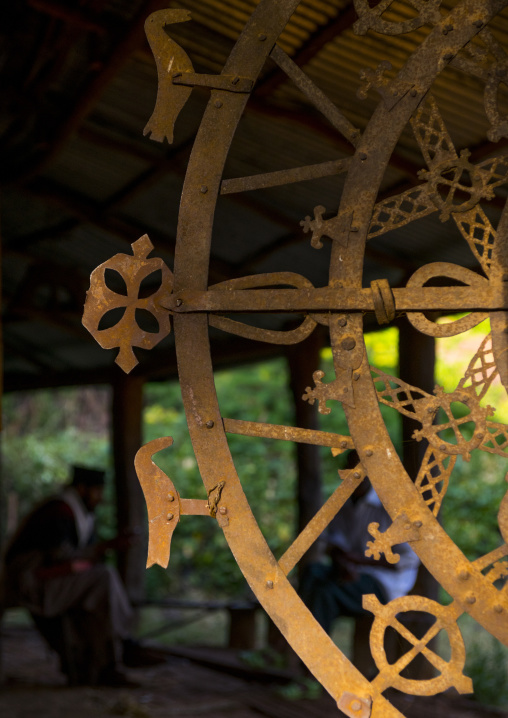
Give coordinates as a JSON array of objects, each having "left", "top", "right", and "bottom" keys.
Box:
[
  {"left": 112, "top": 373, "right": 146, "bottom": 605},
  {"left": 267, "top": 332, "right": 324, "bottom": 654},
  {"left": 399, "top": 319, "right": 436, "bottom": 480},
  {"left": 398, "top": 318, "right": 438, "bottom": 679},
  {"left": 286, "top": 330, "right": 325, "bottom": 567}
]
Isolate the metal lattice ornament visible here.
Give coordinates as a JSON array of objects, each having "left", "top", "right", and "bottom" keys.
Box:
[{"left": 83, "top": 2, "right": 508, "bottom": 716}]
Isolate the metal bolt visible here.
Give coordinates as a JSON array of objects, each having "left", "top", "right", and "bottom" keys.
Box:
[
  {"left": 477, "top": 433, "right": 484, "bottom": 440},
  {"left": 427, "top": 407, "right": 434, "bottom": 414},
  {"left": 444, "top": 52, "right": 454, "bottom": 61},
  {"left": 359, "top": 152, "right": 368, "bottom": 160},
  {"left": 353, "top": 471, "right": 361, "bottom": 479},
  {"left": 338, "top": 317, "right": 347, "bottom": 327},
  {"left": 167, "top": 513, "right": 174, "bottom": 521},
  {"left": 231, "top": 76, "right": 240, "bottom": 85},
  {"left": 200, "top": 185, "right": 208, "bottom": 194},
  {"left": 474, "top": 19, "right": 484, "bottom": 28},
  {"left": 219, "top": 506, "right": 227, "bottom": 515},
  {"left": 410, "top": 88, "right": 417, "bottom": 97},
  {"left": 354, "top": 372, "right": 361, "bottom": 381},
  {"left": 258, "top": 33, "right": 267, "bottom": 41},
  {"left": 494, "top": 604, "right": 504, "bottom": 613},
  {"left": 404, "top": 523, "right": 411, "bottom": 530},
  {"left": 414, "top": 520, "right": 423, "bottom": 528},
  {"left": 340, "top": 440, "right": 348, "bottom": 449},
  {"left": 206, "top": 420, "right": 214, "bottom": 429},
  {"left": 266, "top": 580, "right": 274, "bottom": 589},
  {"left": 350, "top": 226, "right": 359, "bottom": 232},
  {"left": 176, "top": 298, "right": 183, "bottom": 307},
  {"left": 365, "top": 449, "right": 373, "bottom": 457},
  {"left": 341, "top": 337, "right": 356, "bottom": 351},
  {"left": 172, "top": 71, "right": 182, "bottom": 78},
  {"left": 442, "top": 24, "right": 453, "bottom": 35},
  {"left": 168, "top": 493, "right": 175, "bottom": 502},
  {"left": 466, "top": 594, "right": 476, "bottom": 605},
  {"left": 458, "top": 569, "right": 469, "bottom": 580},
  {"left": 214, "top": 100, "right": 223, "bottom": 108},
  {"left": 350, "top": 130, "right": 360, "bottom": 140},
  {"left": 440, "top": 444, "right": 446, "bottom": 451},
  {"left": 350, "top": 701, "right": 362, "bottom": 712}
]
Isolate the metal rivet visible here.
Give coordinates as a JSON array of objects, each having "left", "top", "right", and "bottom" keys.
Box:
[
  {"left": 354, "top": 372, "right": 361, "bottom": 381},
  {"left": 444, "top": 52, "right": 454, "bottom": 61},
  {"left": 338, "top": 317, "right": 347, "bottom": 327},
  {"left": 466, "top": 594, "right": 476, "bottom": 605},
  {"left": 175, "top": 298, "right": 183, "bottom": 307},
  {"left": 440, "top": 444, "right": 447, "bottom": 451},
  {"left": 410, "top": 89, "right": 417, "bottom": 97},
  {"left": 200, "top": 185, "right": 208, "bottom": 194},
  {"left": 477, "top": 433, "right": 484, "bottom": 440},
  {"left": 266, "top": 580, "right": 274, "bottom": 589},
  {"left": 474, "top": 19, "right": 484, "bottom": 28},
  {"left": 341, "top": 337, "right": 356, "bottom": 351},
  {"left": 340, "top": 440, "right": 348, "bottom": 449},
  {"left": 359, "top": 152, "right": 367, "bottom": 160},
  {"left": 350, "top": 130, "right": 360, "bottom": 140},
  {"left": 350, "top": 226, "right": 359, "bottom": 232},
  {"left": 351, "top": 701, "right": 362, "bottom": 712},
  {"left": 172, "top": 71, "right": 182, "bottom": 78},
  {"left": 404, "top": 523, "right": 411, "bottom": 530},
  {"left": 258, "top": 33, "right": 267, "bottom": 41},
  {"left": 167, "top": 513, "right": 174, "bottom": 521},
  {"left": 427, "top": 407, "right": 434, "bottom": 414},
  {"left": 353, "top": 471, "right": 361, "bottom": 479},
  {"left": 392, "top": 89, "right": 398, "bottom": 97},
  {"left": 366, "top": 449, "right": 373, "bottom": 457},
  {"left": 206, "top": 420, "right": 214, "bottom": 429},
  {"left": 231, "top": 76, "right": 240, "bottom": 85},
  {"left": 494, "top": 604, "right": 504, "bottom": 613},
  {"left": 168, "top": 493, "right": 175, "bottom": 502},
  {"left": 343, "top": 387, "right": 348, "bottom": 393},
  {"left": 219, "top": 506, "right": 227, "bottom": 515},
  {"left": 459, "top": 570, "right": 469, "bottom": 580},
  {"left": 414, "top": 520, "right": 423, "bottom": 528},
  {"left": 214, "top": 100, "right": 223, "bottom": 108}
]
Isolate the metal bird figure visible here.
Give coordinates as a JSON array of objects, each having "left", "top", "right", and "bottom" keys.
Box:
[{"left": 144, "top": 9, "right": 193, "bottom": 144}]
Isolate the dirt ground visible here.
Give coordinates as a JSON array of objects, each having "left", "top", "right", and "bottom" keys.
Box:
[{"left": 1, "top": 622, "right": 507, "bottom": 718}]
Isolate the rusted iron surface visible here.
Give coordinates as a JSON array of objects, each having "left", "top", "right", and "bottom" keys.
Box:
[{"left": 83, "top": 1, "right": 508, "bottom": 715}]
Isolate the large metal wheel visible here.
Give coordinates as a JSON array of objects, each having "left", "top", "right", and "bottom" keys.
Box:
[{"left": 84, "top": 1, "right": 508, "bottom": 715}]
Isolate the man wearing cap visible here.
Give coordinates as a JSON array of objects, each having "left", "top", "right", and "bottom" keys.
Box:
[{"left": 4, "top": 466, "right": 135, "bottom": 685}]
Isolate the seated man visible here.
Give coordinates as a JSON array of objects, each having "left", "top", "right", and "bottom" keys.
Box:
[
  {"left": 3, "top": 466, "right": 140, "bottom": 685},
  {"left": 299, "top": 452, "right": 420, "bottom": 636}
]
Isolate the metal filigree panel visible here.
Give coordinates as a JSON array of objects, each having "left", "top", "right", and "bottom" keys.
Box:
[{"left": 83, "top": 2, "right": 508, "bottom": 715}]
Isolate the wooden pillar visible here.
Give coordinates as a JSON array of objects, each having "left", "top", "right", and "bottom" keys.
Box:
[
  {"left": 398, "top": 318, "right": 438, "bottom": 678},
  {"left": 112, "top": 373, "right": 147, "bottom": 605},
  {"left": 399, "top": 319, "right": 436, "bottom": 480},
  {"left": 286, "top": 330, "right": 324, "bottom": 568}
]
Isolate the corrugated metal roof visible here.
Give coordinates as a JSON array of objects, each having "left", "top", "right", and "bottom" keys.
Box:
[{"left": 3, "top": 0, "right": 508, "bottom": 388}]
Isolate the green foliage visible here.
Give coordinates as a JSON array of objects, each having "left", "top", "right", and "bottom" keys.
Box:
[
  {"left": 465, "top": 633, "right": 508, "bottom": 707},
  {"left": 143, "top": 357, "right": 297, "bottom": 598},
  {"left": 2, "top": 388, "right": 110, "bottom": 522}
]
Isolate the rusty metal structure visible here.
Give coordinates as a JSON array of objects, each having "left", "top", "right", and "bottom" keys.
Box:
[{"left": 82, "top": 1, "right": 508, "bottom": 715}]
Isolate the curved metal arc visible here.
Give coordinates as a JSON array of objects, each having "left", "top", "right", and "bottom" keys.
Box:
[
  {"left": 174, "top": 315, "right": 401, "bottom": 716},
  {"left": 170, "top": 0, "right": 405, "bottom": 712},
  {"left": 329, "top": 0, "right": 508, "bottom": 645}
]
